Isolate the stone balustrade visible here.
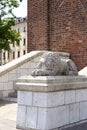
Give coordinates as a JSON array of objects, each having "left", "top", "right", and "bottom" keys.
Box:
[
  {"left": 0, "top": 51, "right": 44, "bottom": 99},
  {"left": 0, "top": 51, "right": 69, "bottom": 100}
]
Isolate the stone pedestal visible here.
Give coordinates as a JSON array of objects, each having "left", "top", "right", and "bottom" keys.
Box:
[{"left": 16, "top": 76, "right": 87, "bottom": 130}]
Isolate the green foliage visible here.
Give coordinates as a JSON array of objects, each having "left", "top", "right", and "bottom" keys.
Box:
[
  {"left": 0, "top": 0, "right": 22, "bottom": 18},
  {"left": 0, "top": 0, "right": 22, "bottom": 50},
  {"left": 0, "top": 18, "right": 21, "bottom": 50}
]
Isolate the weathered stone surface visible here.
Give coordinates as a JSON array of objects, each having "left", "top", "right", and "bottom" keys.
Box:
[
  {"left": 16, "top": 75, "right": 87, "bottom": 92},
  {"left": 18, "top": 91, "right": 32, "bottom": 106},
  {"left": 16, "top": 75, "right": 87, "bottom": 130},
  {"left": 69, "top": 103, "right": 79, "bottom": 123},
  {"left": 80, "top": 102, "right": 87, "bottom": 120},
  {"left": 31, "top": 52, "right": 78, "bottom": 76},
  {"left": 65, "top": 90, "right": 76, "bottom": 104}
]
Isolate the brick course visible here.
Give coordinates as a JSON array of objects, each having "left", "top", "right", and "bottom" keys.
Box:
[{"left": 27, "top": 0, "right": 87, "bottom": 70}]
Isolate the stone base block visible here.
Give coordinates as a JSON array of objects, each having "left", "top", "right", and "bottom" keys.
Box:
[{"left": 16, "top": 76, "right": 87, "bottom": 130}]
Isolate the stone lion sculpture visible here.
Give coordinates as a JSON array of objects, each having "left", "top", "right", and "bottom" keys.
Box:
[{"left": 31, "top": 52, "right": 78, "bottom": 76}]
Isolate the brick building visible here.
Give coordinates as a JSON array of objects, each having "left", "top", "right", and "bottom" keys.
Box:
[{"left": 27, "top": 0, "right": 87, "bottom": 70}]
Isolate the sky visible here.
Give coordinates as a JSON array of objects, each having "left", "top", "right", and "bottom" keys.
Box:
[{"left": 13, "top": 0, "right": 27, "bottom": 17}]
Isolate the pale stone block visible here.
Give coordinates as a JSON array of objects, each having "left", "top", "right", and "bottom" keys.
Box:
[
  {"left": 46, "top": 106, "right": 69, "bottom": 129},
  {"left": 0, "top": 77, "right": 3, "bottom": 83},
  {"left": 20, "top": 63, "right": 27, "bottom": 69},
  {"left": 16, "top": 105, "right": 26, "bottom": 129},
  {"left": 69, "top": 103, "right": 79, "bottom": 123},
  {"left": 65, "top": 90, "right": 75, "bottom": 104},
  {"left": 16, "top": 67, "right": 21, "bottom": 73},
  {"left": 1, "top": 74, "right": 8, "bottom": 82},
  {"left": 37, "top": 108, "right": 47, "bottom": 129},
  {"left": 16, "top": 69, "right": 20, "bottom": 75},
  {"left": 76, "top": 89, "right": 87, "bottom": 102},
  {"left": 33, "top": 92, "right": 64, "bottom": 107},
  {"left": 37, "top": 106, "right": 69, "bottom": 129},
  {"left": 26, "top": 62, "right": 32, "bottom": 68},
  {"left": 18, "top": 91, "right": 32, "bottom": 106},
  {"left": 30, "top": 62, "right": 37, "bottom": 69},
  {"left": 80, "top": 101, "right": 87, "bottom": 120},
  {"left": 47, "top": 92, "right": 64, "bottom": 107},
  {"left": 0, "top": 91, "right": 3, "bottom": 99},
  {"left": 8, "top": 73, "right": 17, "bottom": 81},
  {"left": 0, "top": 83, "right": 4, "bottom": 90},
  {"left": 33, "top": 93, "right": 47, "bottom": 107},
  {"left": 3, "top": 91, "right": 9, "bottom": 97},
  {"left": 20, "top": 69, "right": 28, "bottom": 76},
  {"left": 28, "top": 69, "right": 34, "bottom": 75},
  {"left": 3, "top": 82, "right": 13, "bottom": 90},
  {"left": 9, "top": 69, "right": 16, "bottom": 74},
  {"left": 16, "top": 73, "right": 21, "bottom": 79},
  {"left": 26, "top": 107, "right": 38, "bottom": 129}
]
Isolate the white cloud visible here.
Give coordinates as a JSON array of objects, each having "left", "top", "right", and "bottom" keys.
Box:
[{"left": 13, "top": 0, "right": 27, "bottom": 17}]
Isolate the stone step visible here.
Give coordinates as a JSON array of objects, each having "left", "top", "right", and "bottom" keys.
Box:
[
  {"left": 8, "top": 92, "right": 17, "bottom": 98},
  {"left": 2, "top": 97, "right": 17, "bottom": 103}
]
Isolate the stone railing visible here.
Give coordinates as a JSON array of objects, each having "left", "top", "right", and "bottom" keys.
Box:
[
  {"left": 0, "top": 51, "right": 70, "bottom": 100},
  {"left": 0, "top": 51, "right": 45, "bottom": 99}
]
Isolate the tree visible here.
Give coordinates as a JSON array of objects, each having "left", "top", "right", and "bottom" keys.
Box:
[{"left": 0, "top": 0, "right": 22, "bottom": 50}]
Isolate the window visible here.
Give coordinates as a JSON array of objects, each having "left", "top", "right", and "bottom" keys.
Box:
[
  {"left": 18, "top": 51, "right": 20, "bottom": 58},
  {"left": 23, "top": 50, "right": 26, "bottom": 55},
  {"left": 13, "top": 52, "right": 15, "bottom": 59},
  {"left": 3, "top": 52, "right": 5, "bottom": 60},
  {"left": 23, "top": 38, "right": 26, "bottom": 45},
  {"left": 23, "top": 26, "right": 26, "bottom": 32},
  {"left": 18, "top": 28, "right": 20, "bottom": 33},
  {"left": 3, "top": 52, "right": 6, "bottom": 64}
]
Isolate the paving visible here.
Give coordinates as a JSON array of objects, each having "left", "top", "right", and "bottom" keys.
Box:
[
  {"left": 0, "top": 101, "right": 87, "bottom": 130},
  {"left": 0, "top": 101, "right": 21, "bottom": 130}
]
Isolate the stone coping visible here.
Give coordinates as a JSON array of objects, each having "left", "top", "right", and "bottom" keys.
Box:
[
  {"left": 16, "top": 75, "right": 87, "bottom": 92},
  {"left": 0, "top": 51, "right": 44, "bottom": 76},
  {"left": 0, "top": 51, "right": 70, "bottom": 76}
]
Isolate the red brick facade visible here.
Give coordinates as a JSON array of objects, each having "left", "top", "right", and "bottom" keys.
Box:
[{"left": 27, "top": 0, "right": 87, "bottom": 70}]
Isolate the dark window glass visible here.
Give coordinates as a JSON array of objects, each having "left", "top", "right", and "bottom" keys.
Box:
[
  {"left": 24, "top": 26, "right": 26, "bottom": 32},
  {"left": 18, "top": 51, "right": 20, "bottom": 58},
  {"left": 23, "top": 38, "right": 26, "bottom": 45},
  {"left": 3, "top": 52, "right": 5, "bottom": 59},
  {"left": 13, "top": 52, "right": 15, "bottom": 59},
  {"left": 23, "top": 50, "right": 26, "bottom": 55},
  {"left": 18, "top": 28, "right": 20, "bottom": 33}
]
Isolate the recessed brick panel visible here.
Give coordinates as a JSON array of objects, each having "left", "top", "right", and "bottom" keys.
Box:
[
  {"left": 27, "top": 0, "right": 50, "bottom": 51},
  {"left": 27, "top": 0, "right": 87, "bottom": 70}
]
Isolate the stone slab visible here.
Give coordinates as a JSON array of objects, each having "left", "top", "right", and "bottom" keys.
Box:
[{"left": 16, "top": 76, "right": 87, "bottom": 92}]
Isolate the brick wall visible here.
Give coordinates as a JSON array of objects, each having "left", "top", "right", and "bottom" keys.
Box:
[
  {"left": 27, "top": 0, "right": 87, "bottom": 70},
  {"left": 27, "top": 0, "right": 50, "bottom": 51}
]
